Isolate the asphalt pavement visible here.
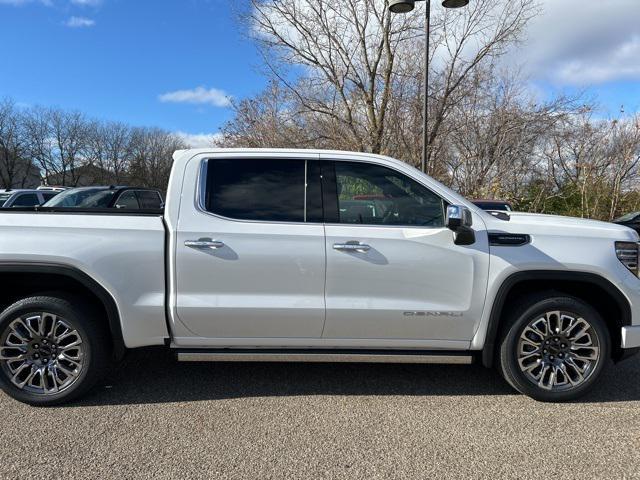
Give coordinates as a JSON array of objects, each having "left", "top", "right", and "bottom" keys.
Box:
[{"left": 1, "top": 348, "right": 639, "bottom": 479}]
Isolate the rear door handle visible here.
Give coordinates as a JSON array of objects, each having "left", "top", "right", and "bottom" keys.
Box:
[
  {"left": 185, "top": 239, "right": 225, "bottom": 249},
  {"left": 333, "top": 242, "right": 371, "bottom": 252}
]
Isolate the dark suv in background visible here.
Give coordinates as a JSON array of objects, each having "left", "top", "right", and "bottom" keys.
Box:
[
  {"left": 0, "top": 189, "right": 60, "bottom": 208},
  {"left": 614, "top": 211, "right": 640, "bottom": 234}
]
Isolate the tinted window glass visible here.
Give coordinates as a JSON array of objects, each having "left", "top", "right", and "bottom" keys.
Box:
[
  {"left": 115, "top": 191, "right": 140, "bottom": 209},
  {"left": 44, "top": 188, "right": 116, "bottom": 208},
  {"left": 41, "top": 192, "right": 58, "bottom": 202},
  {"left": 0, "top": 193, "right": 11, "bottom": 206},
  {"left": 205, "top": 158, "right": 305, "bottom": 222},
  {"left": 333, "top": 162, "right": 444, "bottom": 227},
  {"left": 137, "top": 191, "right": 163, "bottom": 209},
  {"left": 12, "top": 193, "right": 40, "bottom": 207}
]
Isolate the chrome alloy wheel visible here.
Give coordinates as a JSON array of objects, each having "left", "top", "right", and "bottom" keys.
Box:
[
  {"left": 517, "top": 311, "right": 601, "bottom": 391},
  {"left": 0, "top": 313, "right": 85, "bottom": 395}
]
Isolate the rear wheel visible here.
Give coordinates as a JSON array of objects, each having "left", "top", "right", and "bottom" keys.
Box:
[
  {"left": 0, "top": 295, "right": 110, "bottom": 406},
  {"left": 498, "top": 294, "right": 610, "bottom": 402}
]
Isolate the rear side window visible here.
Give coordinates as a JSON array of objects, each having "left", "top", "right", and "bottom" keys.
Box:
[
  {"left": 11, "top": 193, "right": 40, "bottom": 207},
  {"left": 137, "top": 191, "right": 163, "bottom": 209},
  {"left": 204, "top": 158, "right": 306, "bottom": 222}
]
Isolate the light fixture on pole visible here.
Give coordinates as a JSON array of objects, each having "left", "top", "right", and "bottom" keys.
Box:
[{"left": 388, "top": 0, "right": 469, "bottom": 173}]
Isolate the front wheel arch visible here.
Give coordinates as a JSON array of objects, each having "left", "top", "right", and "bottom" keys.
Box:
[{"left": 482, "top": 271, "right": 631, "bottom": 368}]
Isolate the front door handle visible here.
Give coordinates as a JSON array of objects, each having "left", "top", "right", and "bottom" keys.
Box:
[
  {"left": 185, "top": 239, "right": 225, "bottom": 250},
  {"left": 333, "top": 241, "right": 371, "bottom": 252}
]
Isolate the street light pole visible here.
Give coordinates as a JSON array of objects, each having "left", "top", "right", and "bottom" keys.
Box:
[
  {"left": 388, "top": 0, "right": 469, "bottom": 174},
  {"left": 422, "top": 0, "right": 431, "bottom": 174}
]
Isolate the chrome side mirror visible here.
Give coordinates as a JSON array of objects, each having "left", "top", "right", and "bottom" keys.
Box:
[
  {"left": 446, "top": 205, "right": 472, "bottom": 229},
  {"left": 446, "top": 205, "right": 475, "bottom": 245}
]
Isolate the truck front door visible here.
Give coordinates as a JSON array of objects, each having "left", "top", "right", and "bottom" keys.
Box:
[{"left": 320, "top": 155, "right": 490, "bottom": 348}]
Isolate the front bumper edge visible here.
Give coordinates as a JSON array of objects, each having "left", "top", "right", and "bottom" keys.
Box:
[{"left": 621, "top": 326, "right": 640, "bottom": 349}]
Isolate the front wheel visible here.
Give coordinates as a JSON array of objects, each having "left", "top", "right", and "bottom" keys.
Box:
[
  {"left": 0, "top": 295, "right": 110, "bottom": 406},
  {"left": 498, "top": 294, "right": 610, "bottom": 402}
]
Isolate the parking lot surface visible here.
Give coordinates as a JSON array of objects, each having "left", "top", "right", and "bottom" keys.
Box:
[{"left": 1, "top": 348, "right": 639, "bottom": 479}]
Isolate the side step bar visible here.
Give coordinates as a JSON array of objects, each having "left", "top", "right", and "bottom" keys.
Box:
[{"left": 175, "top": 349, "right": 474, "bottom": 365}]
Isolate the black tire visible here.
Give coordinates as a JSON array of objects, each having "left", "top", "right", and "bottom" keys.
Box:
[
  {"left": 0, "top": 295, "right": 111, "bottom": 406},
  {"left": 497, "top": 293, "right": 610, "bottom": 402}
]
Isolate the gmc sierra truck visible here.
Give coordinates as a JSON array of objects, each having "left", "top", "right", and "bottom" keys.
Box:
[{"left": 1, "top": 149, "right": 639, "bottom": 405}]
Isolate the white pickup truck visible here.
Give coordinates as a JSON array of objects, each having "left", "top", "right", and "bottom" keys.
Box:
[{"left": 1, "top": 148, "right": 639, "bottom": 405}]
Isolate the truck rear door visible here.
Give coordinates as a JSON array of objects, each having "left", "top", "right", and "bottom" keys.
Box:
[{"left": 173, "top": 153, "right": 326, "bottom": 343}]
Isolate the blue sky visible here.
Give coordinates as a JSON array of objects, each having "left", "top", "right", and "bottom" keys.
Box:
[
  {"left": 0, "top": 0, "right": 264, "bottom": 145},
  {"left": 1, "top": 0, "right": 639, "bottom": 146}
]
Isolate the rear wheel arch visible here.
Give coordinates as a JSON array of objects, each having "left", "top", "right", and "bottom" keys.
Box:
[
  {"left": 0, "top": 263, "right": 125, "bottom": 360},
  {"left": 482, "top": 270, "right": 631, "bottom": 368}
]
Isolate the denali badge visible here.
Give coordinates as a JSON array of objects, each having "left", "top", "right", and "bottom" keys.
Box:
[{"left": 404, "top": 311, "right": 463, "bottom": 317}]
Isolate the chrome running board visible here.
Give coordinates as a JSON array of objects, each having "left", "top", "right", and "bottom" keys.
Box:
[{"left": 176, "top": 349, "right": 473, "bottom": 364}]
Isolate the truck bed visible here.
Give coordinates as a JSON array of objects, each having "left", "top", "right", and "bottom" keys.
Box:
[{"left": 0, "top": 211, "right": 169, "bottom": 348}]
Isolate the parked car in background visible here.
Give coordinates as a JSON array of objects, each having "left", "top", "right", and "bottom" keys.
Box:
[
  {"left": 613, "top": 212, "right": 640, "bottom": 234},
  {"left": 0, "top": 189, "right": 60, "bottom": 208},
  {"left": 472, "top": 199, "right": 513, "bottom": 212},
  {"left": 42, "top": 186, "right": 164, "bottom": 210},
  {"left": 37, "top": 186, "right": 68, "bottom": 193}
]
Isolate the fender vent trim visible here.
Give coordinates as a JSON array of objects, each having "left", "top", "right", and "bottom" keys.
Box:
[{"left": 488, "top": 232, "right": 531, "bottom": 246}]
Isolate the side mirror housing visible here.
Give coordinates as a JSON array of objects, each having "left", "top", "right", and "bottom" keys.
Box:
[{"left": 446, "top": 205, "right": 475, "bottom": 245}]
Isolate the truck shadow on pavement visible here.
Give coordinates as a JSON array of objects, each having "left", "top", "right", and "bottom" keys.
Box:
[{"left": 72, "top": 347, "right": 640, "bottom": 407}]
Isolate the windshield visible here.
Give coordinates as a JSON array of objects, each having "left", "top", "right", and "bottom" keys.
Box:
[
  {"left": 615, "top": 212, "right": 640, "bottom": 223},
  {"left": 0, "top": 193, "right": 11, "bottom": 207},
  {"left": 43, "top": 188, "right": 117, "bottom": 208}
]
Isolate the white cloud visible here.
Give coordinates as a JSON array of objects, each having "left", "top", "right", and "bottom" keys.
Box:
[
  {"left": 71, "top": 0, "right": 102, "bottom": 5},
  {"left": 158, "top": 86, "right": 232, "bottom": 108},
  {"left": 514, "top": 0, "right": 640, "bottom": 85},
  {"left": 175, "top": 131, "right": 223, "bottom": 148},
  {"left": 64, "top": 16, "right": 95, "bottom": 27}
]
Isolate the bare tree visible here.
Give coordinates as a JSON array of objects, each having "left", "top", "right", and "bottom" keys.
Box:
[
  {"left": 23, "top": 107, "right": 92, "bottom": 186},
  {"left": 86, "top": 121, "right": 132, "bottom": 184},
  {"left": 128, "top": 128, "right": 186, "bottom": 190},
  {"left": 245, "top": 0, "right": 421, "bottom": 153},
  {"left": 0, "top": 99, "right": 36, "bottom": 188},
  {"left": 238, "top": 0, "right": 538, "bottom": 168}
]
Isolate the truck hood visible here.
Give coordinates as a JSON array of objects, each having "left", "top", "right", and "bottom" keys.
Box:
[{"left": 487, "top": 211, "right": 639, "bottom": 241}]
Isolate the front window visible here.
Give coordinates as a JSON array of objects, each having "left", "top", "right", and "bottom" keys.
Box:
[
  {"left": 40, "top": 192, "right": 59, "bottom": 202},
  {"left": 0, "top": 193, "right": 11, "bottom": 207},
  {"left": 114, "top": 191, "right": 140, "bottom": 209},
  {"left": 332, "top": 162, "right": 445, "bottom": 227},
  {"left": 43, "top": 188, "right": 117, "bottom": 208}
]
